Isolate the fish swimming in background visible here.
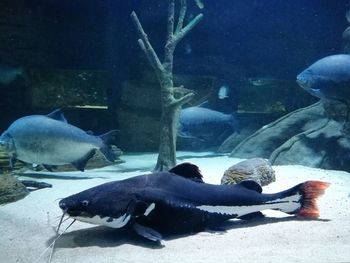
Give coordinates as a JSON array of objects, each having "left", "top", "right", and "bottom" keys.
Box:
[
  {"left": 0, "top": 109, "right": 118, "bottom": 171},
  {"left": 343, "top": 10, "right": 350, "bottom": 41},
  {"left": 296, "top": 54, "right": 350, "bottom": 101},
  {"left": 218, "top": 85, "right": 229, "bottom": 99},
  {"left": 0, "top": 64, "right": 26, "bottom": 86},
  {"left": 247, "top": 77, "right": 279, "bottom": 87},
  {"left": 58, "top": 163, "right": 329, "bottom": 242},
  {"left": 343, "top": 26, "right": 350, "bottom": 41},
  {"left": 178, "top": 106, "right": 239, "bottom": 142}
]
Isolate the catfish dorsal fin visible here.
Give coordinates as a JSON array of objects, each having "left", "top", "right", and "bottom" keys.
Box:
[
  {"left": 46, "top": 109, "right": 67, "bottom": 123},
  {"left": 236, "top": 180, "right": 262, "bottom": 193},
  {"left": 169, "top": 162, "right": 204, "bottom": 183}
]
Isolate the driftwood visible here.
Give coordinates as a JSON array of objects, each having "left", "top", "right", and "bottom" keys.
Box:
[{"left": 131, "top": 0, "right": 203, "bottom": 171}]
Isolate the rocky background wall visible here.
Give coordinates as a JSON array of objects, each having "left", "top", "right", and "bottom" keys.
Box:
[{"left": 0, "top": 0, "right": 348, "bottom": 154}]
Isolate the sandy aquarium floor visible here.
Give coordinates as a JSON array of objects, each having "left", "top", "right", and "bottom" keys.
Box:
[{"left": 1, "top": 152, "right": 350, "bottom": 263}]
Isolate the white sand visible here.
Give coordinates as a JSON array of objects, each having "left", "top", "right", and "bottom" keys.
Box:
[{"left": 1, "top": 152, "right": 350, "bottom": 263}]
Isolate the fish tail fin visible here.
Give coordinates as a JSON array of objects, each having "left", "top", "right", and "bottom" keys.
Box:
[
  {"left": 276, "top": 181, "right": 329, "bottom": 219},
  {"left": 229, "top": 113, "right": 240, "bottom": 133},
  {"left": 297, "top": 181, "right": 330, "bottom": 218},
  {"left": 99, "top": 130, "right": 119, "bottom": 162}
]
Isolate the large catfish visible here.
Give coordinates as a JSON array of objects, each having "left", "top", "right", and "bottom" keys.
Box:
[{"left": 58, "top": 163, "right": 329, "bottom": 242}]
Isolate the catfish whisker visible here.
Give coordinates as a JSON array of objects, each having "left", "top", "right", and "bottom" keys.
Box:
[
  {"left": 56, "top": 212, "right": 67, "bottom": 234},
  {"left": 36, "top": 219, "right": 76, "bottom": 263},
  {"left": 48, "top": 214, "right": 63, "bottom": 225},
  {"left": 49, "top": 216, "right": 70, "bottom": 231},
  {"left": 49, "top": 219, "right": 76, "bottom": 263}
]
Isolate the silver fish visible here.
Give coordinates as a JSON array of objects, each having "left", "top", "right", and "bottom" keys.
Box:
[
  {"left": 247, "top": 77, "right": 278, "bottom": 87},
  {"left": 296, "top": 54, "right": 350, "bottom": 101},
  {"left": 0, "top": 109, "right": 118, "bottom": 171},
  {"left": 343, "top": 26, "right": 350, "bottom": 41},
  {"left": 178, "top": 106, "right": 239, "bottom": 141},
  {"left": 218, "top": 85, "right": 229, "bottom": 99}
]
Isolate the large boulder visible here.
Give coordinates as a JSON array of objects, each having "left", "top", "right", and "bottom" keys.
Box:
[
  {"left": 229, "top": 102, "right": 325, "bottom": 159},
  {"left": 221, "top": 158, "right": 276, "bottom": 186},
  {"left": 226, "top": 100, "right": 350, "bottom": 172}
]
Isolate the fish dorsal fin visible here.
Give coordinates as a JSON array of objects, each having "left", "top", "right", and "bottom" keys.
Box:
[
  {"left": 169, "top": 162, "right": 204, "bottom": 183},
  {"left": 236, "top": 180, "right": 262, "bottom": 193},
  {"left": 46, "top": 109, "right": 67, "bottom": 123}
]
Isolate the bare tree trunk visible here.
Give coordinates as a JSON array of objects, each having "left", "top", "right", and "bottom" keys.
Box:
[{"left": 131, "top": 0, "right": 203, "bottom": 171}]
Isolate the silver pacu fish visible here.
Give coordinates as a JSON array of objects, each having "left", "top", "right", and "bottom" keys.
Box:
[
  {"left": 0, "top": 109, "right": 118, "bottom": 171},
  {"left": 296, "top": 54, "right": 350, "bottom": 101}
]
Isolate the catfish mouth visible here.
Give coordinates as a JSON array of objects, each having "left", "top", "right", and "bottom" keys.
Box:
[
  {"left": 59, "top": 200, "right": 94, "bottom": 218},
  {"left": 66, "top": 210, "right": 94, "bottom": 218}
]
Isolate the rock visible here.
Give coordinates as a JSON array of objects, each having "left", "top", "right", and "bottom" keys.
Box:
[
  {"left": 43, "top": 145, "right": 124, "bottom": 172},
  {"left": 229, "top": 102, "right": 325, "bottom": 159},
  {"left": 269, "top": 119, "right": 350, "bottom": 170},
  {"left": 226, "top": 99, "right": 350, "bottom": 172},
  {"left": 81, "top": 145, "right": 124, "bottom": 170},
  {"left": 20, "top": 180, "right": 52, "bottom": 190},
  {"left": 221, "top": 158, "right": 276, "bottom": 186},
  {"left": 0, "top": 173, "right": 28, "bottom": 205},
  {"left": 268, "top": 99, "right": 350, "bottom": 171},
  {"left": 0, "top": 148, "right": 26, "bottom": 172}
]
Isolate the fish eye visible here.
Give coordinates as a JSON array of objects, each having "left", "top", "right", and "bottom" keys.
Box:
[{"left": 82, "top": 200, "right": 89, "bottom": 206}]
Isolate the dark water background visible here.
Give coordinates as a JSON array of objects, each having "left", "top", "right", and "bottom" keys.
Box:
[
  {"left": 0, "top": 0, "right": 349, "bottom": 150},
  {"left": 2, "top": 0, "right": 348, "bottom": 94},
  {"left": 43, "top": 1, "right": 349, "bottom": 105}
]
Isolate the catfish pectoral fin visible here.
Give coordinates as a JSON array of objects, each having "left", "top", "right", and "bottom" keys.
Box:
[{"left": 133, "top": 223, "right": 162, "bottom": 242}]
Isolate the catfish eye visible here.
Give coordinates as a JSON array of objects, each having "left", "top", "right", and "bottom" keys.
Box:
[{"left": 82, "top": 200, "right": 89, "bottom": 206}]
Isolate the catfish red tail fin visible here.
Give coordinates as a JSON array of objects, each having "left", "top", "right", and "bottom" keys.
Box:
[{"left": 298, "top": 181, "right": 330, "bottom": 218}]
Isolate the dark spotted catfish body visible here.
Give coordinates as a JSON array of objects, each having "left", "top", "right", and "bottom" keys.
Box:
[{"left": 59, "top": 163, "right": 329, "bottom": 242}]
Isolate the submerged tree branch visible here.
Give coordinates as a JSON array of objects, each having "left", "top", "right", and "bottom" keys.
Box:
[
  {"left": 174, "top": 13, "right": 203, "bottom": 44},
  {"left": 130, "top": 11, "right": 164, "bottom": 75},
  {"left": 167, "top": 0, "right": 175, "bottom": 43},
  {"left": 171, "top": 92, "right": 195, "bottom": 107},
  {"left": 176, "top": 0, "right": 187, "bottom": 34},
  {"left": 194, "top": 0, "right": 204, "bottom": 9},
  {"left": 131, "top": 1, "right": 203, "bottom": 171}
]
